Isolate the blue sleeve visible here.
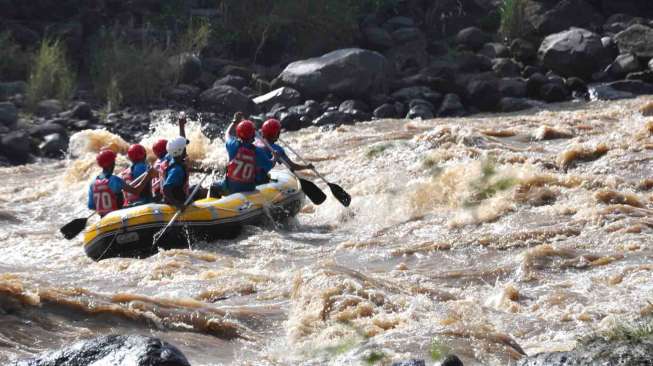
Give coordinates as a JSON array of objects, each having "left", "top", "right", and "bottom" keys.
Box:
[
  {"left": 255, "top": 147, "right": 274, "bottom": 173},
  {"left": 272, "top": 144, "right": 289, "bottom": 162},
  {"left": 108, "top": 176, "right": 124, "bottom": 193},
  {"left": 226, "top": 137, "right": 239, "bottom": 160},
  {"left": 163, "top": 165, "right": 184, "bottom": 188},
  {"left": 132, "top": 162, "right": 148, "bottom": 181},
  {"left": 88, "top": 184, "right": 95, "bottom": 209}
]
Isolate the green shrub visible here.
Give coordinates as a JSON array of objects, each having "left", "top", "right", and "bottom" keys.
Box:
[
  {"left": 90, "top": 28, "right": 175, "bottom": 106},
  {"left": 177, "top": 19, "right": 211, "bottom": 55},
  {"left": 499, "top": 0, "right": 526, "bottom": 42},
  {"left": 26, "top": 38, "right": 75, "bottom": 109},
  {"left": 0, "top": 32, "right": 33, "bottom": 81}
]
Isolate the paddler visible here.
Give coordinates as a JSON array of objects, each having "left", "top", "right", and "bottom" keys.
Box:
[
  {"left": 255, "top": 118, "right": 314, "bottom": 184},
  {"left": 88, "top": 149, "right": 152, "bottom": 217},
  {"left": 121, "top": 143, "right": 153, "bottom": 206},
  {"left": 160, "top": 136, "right": 190, "bottom": 209},
  {"left": 151, "top": 138, "right": 168, "bottom": 202}
]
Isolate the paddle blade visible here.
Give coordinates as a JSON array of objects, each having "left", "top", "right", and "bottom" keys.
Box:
[
  {"left": 60, "top": 218, "right": 88, "bottom": 240},
  {"left": 328, "top": 183, "right": 351, "bottom": 207},
  {"left": 299, "top": 178, "right": 327, "bottom": 205}
]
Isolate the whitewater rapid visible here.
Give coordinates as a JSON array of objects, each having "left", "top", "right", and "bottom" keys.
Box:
[{"left": 1, "top": 98, "right": 653, "bottom": 365}]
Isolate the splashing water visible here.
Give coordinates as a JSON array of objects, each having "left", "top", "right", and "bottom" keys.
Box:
[{"left": 2, "top": 99, "right": 653, "bottom": 365}]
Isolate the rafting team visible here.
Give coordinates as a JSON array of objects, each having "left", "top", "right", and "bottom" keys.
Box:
[{"left": 88, "top": 112, "right": 314, "bottom": 217}]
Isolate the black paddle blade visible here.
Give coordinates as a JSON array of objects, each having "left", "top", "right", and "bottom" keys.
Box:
[
  {"left": 328, "top": 183, "right": 351, "bottom": 207},
  {"left": 60, "top": 218, "right": 88, "bottom": 240},
  {"left": 299, "top": 178, "right": 327, "bottom": 205}
]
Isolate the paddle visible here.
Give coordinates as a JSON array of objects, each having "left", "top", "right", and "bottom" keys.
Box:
[
  {"left": 60, "top": 170, "right": 150, "bottom": 240},
  {"left": 152, "top": 172, "right": 210, "bottom": 248},
  {"left": 277, "top": 138, "right": 351, "bottom": 207},
  {"left": 256, "top": 133, "right": 326, "bottom": 205}
]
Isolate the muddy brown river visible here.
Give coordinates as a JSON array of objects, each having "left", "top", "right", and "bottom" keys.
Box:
[{"left": 1, "top": 98, "right": 653, "bottom": 365}]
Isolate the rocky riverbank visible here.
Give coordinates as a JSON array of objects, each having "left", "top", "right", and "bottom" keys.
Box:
[{"left": 2, "top": 0, "right": 653, "bottom": 166}]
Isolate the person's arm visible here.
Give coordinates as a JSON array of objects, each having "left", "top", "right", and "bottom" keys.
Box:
[
  {"left": 286, "top": 157, "right": 314, "bottom": 172},
  {"left": 122, "top": 169, "right": 153, "bottom": 195},
  {"left": 225, "top": 112, "right": 244, "bottom": 141},
  {"left": 88, "top": 184, "right": 95, "bottom": 210},
  {"left": 178, "top": 112, "right": 187, "bottom": 139}
]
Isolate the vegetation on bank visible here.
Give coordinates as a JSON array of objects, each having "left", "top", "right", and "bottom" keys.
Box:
[
  {"left": 0, "top": 31, "right": 33, "bottom": 81},
  {"left": 26, "top": 38, "right": 76, "bottom": 110},
  {"left": 499, "top": 0, "right": 527, "bottom": 42}
]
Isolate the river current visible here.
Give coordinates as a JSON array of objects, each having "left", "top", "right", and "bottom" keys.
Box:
[{"left": 1, "top": 98, "right": 653, "bottom": 365}]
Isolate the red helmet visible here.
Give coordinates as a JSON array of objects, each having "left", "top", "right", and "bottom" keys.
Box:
[
  {"left": 236, "top": 120, "right": 256, "bottom": 141},
  {"left": 152, "top": 139, "right": 168, "bottom": 157},
  {"left": 127, "top": 144, "right": 146, "bottom": 162},
  {"left": 261, "top": 119, "right": 281, "bottom": 140},
  {"left": 96, "top": 149, "right": 117, "bottom": 169}
]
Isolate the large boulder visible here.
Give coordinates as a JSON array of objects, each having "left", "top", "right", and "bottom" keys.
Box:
[
  {"left": 465, "top": 76, "right": 501, "bottom": 111},
  {"left": 212, "top": 75, "right": 248, "bottom": 90},
  {"left": 391, "top": 86, "right": 441, "bottom": 105},
  {"left": 362, "top": 26, "right": 394, "bottom": 50},
  {"left": 614, "top": 24, "right": 653, "bottom": 59},
  {"left": 531, "top": 0, "right": 604, "bottom": 35},
  {"left": 0, "top": 102, "right": 18, "bottom": 127},
  {"left": 253, "top": 87, "right": 302, "bottom": 111},
  {"left": 499, "top": 78, "right": 528, "bottom": 98},
  {"left": 39, "top": 133, "right": 68, "bottom": 157},
  {"left": 13, "top": 335, "right": 190, "bottom": 366},
  {"left": 277, "top": 48, "right": 392, "bottom": 99},
  {"left": 455, "top": 27, "right": 491, "bottom": 51},
  {"left": 36, "top": 99, "right": 63, "bottom": 118},
  {"left": 493, "top": 58, "right": 522, "bottom": 78},
  {"left": 312, "top": 110, "right": 354, "bottom": 126},
  {"left": 607, "top": 80, "right": 653, "bottom": 95},
  {"left": 605, "top": 53, "right": 641, "bottom": 77},
  {"left": 480, "top": 42, "right": 510, "bottom": 59},
  {"left": 199, "top": 85, "right": 257, "bottom": 115},
  {"left": 0, "top": 131, "right": 32, "bottom": 164},
  {"left": 538, "top": 28, "right": 614, "bottom": 79},
  {"left": 510, "top": 39, "right": 537, "bottom": 63},
  {"left": 437, "top": 93, "right": 466, "bottom": 117}
]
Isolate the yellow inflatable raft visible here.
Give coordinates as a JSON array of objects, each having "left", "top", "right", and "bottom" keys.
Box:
[{"left": 83, "top": 171, "right": 304, "bottom": 260}]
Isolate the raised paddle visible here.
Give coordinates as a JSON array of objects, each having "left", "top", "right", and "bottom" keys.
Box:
[
  {"left": 60, "top": 170, "right": 150, "bottom": 240},
  {"left": 277, "top": 138, "right": 351, "bottom": 207},
  {"left": 256, "top": 133, "right": 326, "bottom": 205},
  {"left": 152, "top": 172, "right": 210, "bottom": 248}
]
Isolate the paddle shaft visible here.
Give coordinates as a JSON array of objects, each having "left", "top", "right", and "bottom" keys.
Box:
[
  {"left": 277, "top": 138, "right": 330, "bottom": 184},
  {"left": 153, "top": 172, "right": 210, "bottom": 247},
  {"left": 256, "top": 133, "right": 295, "bottom": 173}
]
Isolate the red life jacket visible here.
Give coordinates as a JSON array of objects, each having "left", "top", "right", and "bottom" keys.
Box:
[
  {"left": 120, "top": 167, "right": 139, "bottom": 205},
  {"left": 92, "top": 176, "right": 121, "bottom": 216},
  {"left": 151, "top": 158, "right": 165, "bottom": 198},
  {"left": 227, "top": 144, "right": 256, "bottom": 184},
  {"left": 160, "top": 158, "right": 189, "bottom": 204}
]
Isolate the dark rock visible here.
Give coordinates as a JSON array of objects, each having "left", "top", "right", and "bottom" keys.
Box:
[
  {"left": 391, "top": 86, "right": 441, "bottom": 105},
  {"left": 455, "top": 27, "right": 491, "bottom": 51},
  {"left": 394, "top": 102, "right": 405, "bottom": 117},
  {"left": 492, "top": 58, "right": 522, "bottom": 78},
  {"left": 466, "top": 77, "right": 500, "bottom": 111},
  {"left": 277, "top": 48, "right": 391, "bottom": 99},
  {"left": 565, "top": 77, "right": 587, "bottom": 93},
  {"left": 406, "top": 104, "right": 434, "bottom": 119},
  {"left": 346, "top": 109, "right": 372, "bottom": 122},
  {"left": 241, "top": 86, "right": 256, "bottom": 97},
  {"left": 649, "top": 59, "right": 653, "bottom": 71},
  {"left": 36, "top": 99, "right": 63, "bottom": 117},
  {"left": 0, "top": 131, "right": 31, "bottom": 164},
  {"left": 253, "top": 87, "right": 302, "bottom": 111},
  {"left": 499, "top": 78, "right": 528, "bottom": 98},
  {"left": 601, "top": 36, "right": 615, "bottom": 48},
  {"left": 421, "top": 60, "right": 458, "bottom": 80},
  {"left": 516, "top": 333, "right": 653, "bottom": 366},
  {"left": 442, "top": 354, "right": 464, "bottom": 366},
  {"left": 339, "top": 100, "right": 369, "bottom": 113},
  {"left": 212, "top": 75, "right": 248, "bottom": 89},
  {"left": 538, "top": 28, "right": 614, "bottom": 79},
  {"left": 500, "top": 97, "right": 544, "bottom": 112},
  {"left": 427, "top": 41, "right": 449, "bottom": 57},
  {"left": 373, "top": 103, "right": 398, "bottom": 119},
  {"left": 0, "top": 102, "right": 18, "bottom": 126},
  {"left": 278, "top": 112, "right": 302, "bottom": 131},
  {"left": 607, "top": 80, "right": 653, "bottom": 95},
  {"left": 369, "top": 94, "right": 392, "bottom": 108},
  {"left": 220, "top": 65, "right": 252, "bottom": 79},
  {"left": 73, "top": 120, "right": 90, "bottom": 130},
  {"left": 391, "top": 359, "right": 425, "bottom": 366},
  {"left": 392, "top": 27, "right": 423, "bottom": 43},
  {"left": 480, "top": 42, "right": 510, "bottom": 59},
  {"left": 457, "top": 52, "right": 492, "bottom": 73},
  {"left": 0, "top": 81, "right": 27, "bottom": 100},
  {"left": 510, "top": 38, "right": 537, "bottom": 63},
  {"left": 626, "top": 70, "right": 653, "bottom": 83},
  {"left": 384, "top": 16, "right": 415, "bottom": 31},
  {"left": 196, "top": 71, "right": 218, "bottom": 90},
  {"left": 13, "top": 335, "right": 190, "bottom": 366},
  {"left": 29, "top": 122, "right": 66, "bottom": 138},
  {"left": 540, "top": 82, "right": 571, "bottom": 102},
  {"left": 362, "top": 26, "right": 394, "bottom": 50},
  {"left": 605, "top": 53, "right": 641, "bottom": 77},
  {"left": 303, "top": 100, "right": 324, "bottom": 119},
  {"left": 385, "top": 39, "right": 430, "bottom": 75},
  {"left": 409, "top": 98, "right": 434, "bottom": 110},
  {"left": 169, "top": 53, "right": 202, "bottom": 84},
  {"left": 162, "top": 84, "right": 201, "bottom": 104},
  {"left": 532, "top": 0, "right": 604, "bottom": 35},
  {"left": 438, "top": 93, "right": 466, "bottom": 117},
  {"left": 615, "top": 24, "right": 653, "bottom": 59},
  {"left": 589, "top": 84, "right": 635, "bottom": 100},
  {"left": 70, "top": 102, "right": 92, "bottom": 120},
  {"left": 591, "top": 70, "right": 613, "bottom": 82},
  {"left": 39, "top": 133, "right": 68, "bottom": 157},
  {"left": 522, "top": 65, "right": 544, "bottom": 78},
  {"left": 198, "top": 85, "right": 257, "bottom": 115},
  {"left": 313, "top": 111, "right": 354, "bottom": 126}
]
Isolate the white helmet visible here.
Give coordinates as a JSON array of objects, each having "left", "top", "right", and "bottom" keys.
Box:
[{"left": 166, "top": 136, "right": 187, "bottom": 157}]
